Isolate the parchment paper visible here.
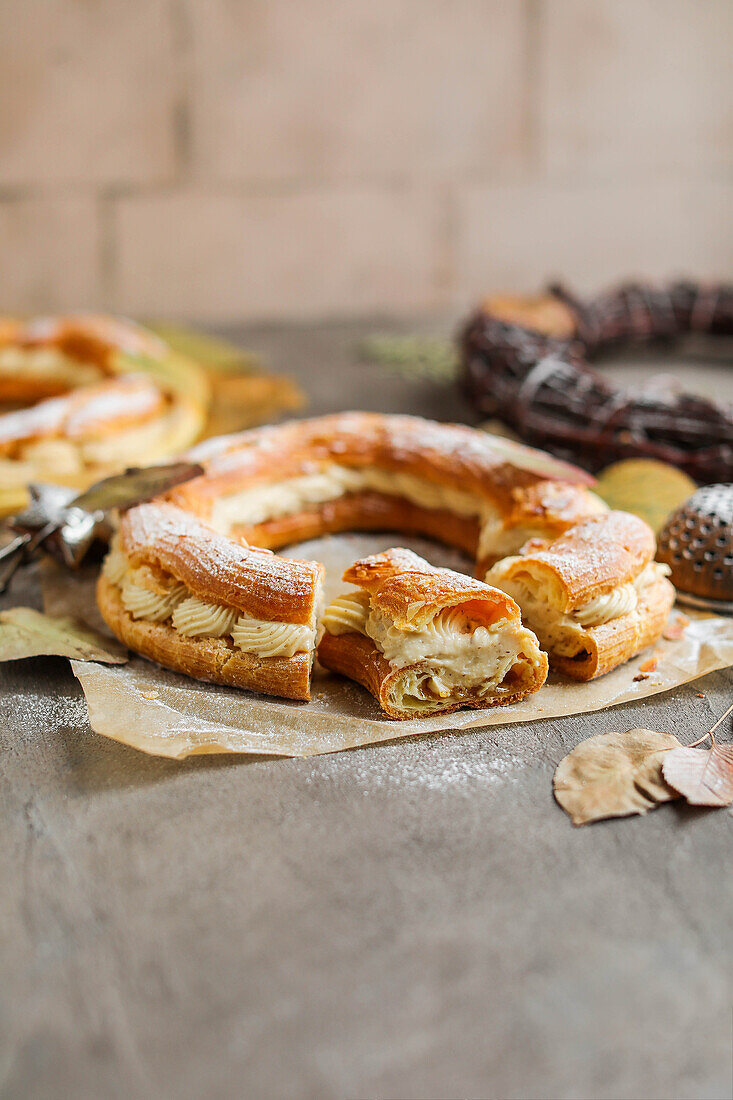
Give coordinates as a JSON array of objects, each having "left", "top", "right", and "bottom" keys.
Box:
[{"left": 41, "top": 535, "right": 733, "bottom": 760}]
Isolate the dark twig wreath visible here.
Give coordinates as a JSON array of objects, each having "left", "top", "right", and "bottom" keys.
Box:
[{"left": 460, "top": 281, "right": 733, "bottom": 482}]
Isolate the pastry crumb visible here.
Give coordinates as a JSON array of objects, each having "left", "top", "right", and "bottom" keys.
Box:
[{"left": 663, "top": 614, "right": 690, "bottom": 641}]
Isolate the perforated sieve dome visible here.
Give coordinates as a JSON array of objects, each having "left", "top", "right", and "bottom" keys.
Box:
[{"left": 657, "top": 484, "right": 733, "bottom": 608}]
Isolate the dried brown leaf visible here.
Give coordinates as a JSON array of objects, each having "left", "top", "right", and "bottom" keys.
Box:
[
  {"left": 554, "top": 728, "right": 682, "bottom": 826},
  {"left": 0, "top": 606, "right": 128, "bottom": 664},
  {"left": 662, "top": 745, "right": 733, "bottom": 807}
]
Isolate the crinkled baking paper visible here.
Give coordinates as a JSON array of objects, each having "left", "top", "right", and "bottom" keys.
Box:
[{"left": 39, "top": 535, "right": 733, "bottom": 760}]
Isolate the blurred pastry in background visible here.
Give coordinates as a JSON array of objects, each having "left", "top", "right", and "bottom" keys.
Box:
[{"left": 0, "top": 314, "right": 175, "bottom": 404}]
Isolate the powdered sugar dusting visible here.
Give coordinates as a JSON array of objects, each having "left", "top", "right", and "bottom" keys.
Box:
[
  {"left": 1, "top": 682, "right": 90, "bottom": 741},
  {"left": 304, "top": 738, "right": 525, "bottom": 795},
  {"left": 0, "top": 375, "right": 164, "bottom": 449},
  {"left": 177, "top": 413, "right": 594, "bottom": 505}
]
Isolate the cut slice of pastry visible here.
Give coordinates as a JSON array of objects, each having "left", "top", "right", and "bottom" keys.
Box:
[
  {"left": 97, "top": 502, "right": 324, "bottom": 701},
  {"left": 317, "top": 547, "right": 548, "bottom": 720},
  {"left": 485, "top": 511, "right": 675, "bottom": 681}
]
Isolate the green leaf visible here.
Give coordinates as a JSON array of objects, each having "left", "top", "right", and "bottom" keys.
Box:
[{"left": 147, "top": 322, "right": 263, "bottom": 374}]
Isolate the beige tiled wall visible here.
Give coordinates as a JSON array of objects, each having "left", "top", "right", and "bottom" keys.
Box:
[{"left": 0, "top": 0, "right": 730, "bottom": 321}]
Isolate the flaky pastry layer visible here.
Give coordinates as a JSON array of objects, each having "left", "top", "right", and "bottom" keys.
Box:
[
  {"left": 317, "top": 548, "right": 548, "bottom": 719},
  {"left": 486, "top": 512, "right": 676, "bottom": 680},
  {"left": 98, "top": 502, "right": 324, "bottom": 699},
  {"left": 0, "top": 313, "right": 169, "bottom": 403},
  {"left": 84, "top": 415, "right": 675, "bottom": 708},
  {"left": 98, "top": 576, "right": 313, "bottom": 700},
  {"left": 170, "top": 412, "right": 604, "bottom": 567},
  {"left": 119, "top": 502, "right": 324, "bottom": 624},
  {"left": 0, "top": 314, "right": 209, "bottom": 517}
]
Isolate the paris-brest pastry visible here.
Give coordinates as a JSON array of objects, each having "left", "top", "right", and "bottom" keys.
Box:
[
  {"left": 0, "top": 314, "right": 208, "bottom": 516},
  {"left": 97, "top": 502, "right": 324, "bottom": 701},
  {"left": 95, "top": 413, "right": 677, "bottom": 717}
]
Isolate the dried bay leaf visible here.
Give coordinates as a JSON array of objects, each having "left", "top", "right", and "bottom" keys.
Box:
[
  {"left": 662, "top": 745, "right": 733, "bottom": 807},
  {"left": 72, "top": 461, "right": 204, "bottom": 515},
  {"left": 0, "top": 606, "right": 128, "bottom": 664},
  {"left": 554, "top": 728, "right": 681, "bottom": 826}
]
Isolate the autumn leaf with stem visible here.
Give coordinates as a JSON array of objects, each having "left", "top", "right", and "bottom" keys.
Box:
[
  {"left": 661, "top": 701, "right": 733, "bottom": 808},
  {"left": 554, "top": 703, "right": 733, "bottom": 826},
  {"left": 553, "top": 728, "right": 681, "bottom": 826}
]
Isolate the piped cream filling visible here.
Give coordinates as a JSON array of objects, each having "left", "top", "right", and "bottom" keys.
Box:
[
  {"left": 172, "top": 597, "right": 238, "bottom": 638},
  {"left": 101, "top": 545, "right": 128, "bottom": 586},
  {"left": 486, "top": 561, "right": 671, "bottom": 657},
  {"left": 207, "top": 465, "right": 604, "bottom": 565},
  {"left": 0, "top": 440, "right": 84, "bottom": 485},
  {"left": 102, "top": 546, "right": 315, "bottom": 658},
  {"left": 323, "top": 593, "right": 544, "bottom": 710},
  {"left": 0, "top": 346, "right": 101, "bottom": 386},
  {"left": 209, "top": 465, "right": 496, "bottom": 533},
  {"left": 80, "top": 412, "right": 179, "bottom": 467},
  {"left": 321, "top": 590, "right": 370, "bottom": 635},
  {"left": 477, "top": 520, "right": 551, "bottom": 563},
  {"left": 476, "top": 492, "right": 608, "bottom": 563},
  {"left": 121, "top": 576, "right": 186, "bottom": 622},
  {"left": 231, "top": 617, "right": 312, "bottom": 658}
]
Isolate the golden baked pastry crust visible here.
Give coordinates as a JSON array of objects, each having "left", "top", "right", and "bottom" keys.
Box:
[
  {"left": 496, "top": 511, "right": 657, "bottom": 611},
  {"left": 97, "top": 575, "right": 313, "bottom": 701},
  {"left": 93, "top": 414, "right": 673, "bottom": 708},
  {"left": 242, "top": 493, "right": 481, "bottom": 557},
  {"left": 550, "top": 574, "right": 674, "bottom": 681},
  {"left": 176, "top": 411, "right": 595, "bottom": 507},
  {"left": 0, "top": 376, "right": 166, "bottom": 454},
  {"left": 485, "top": 512, "right": 675, "bottom": 681},
  {"left": 318, "top": 548, "right": 548, "bottom": 720},
  {"left": 342, "top": 546, "right": 519, "bottom": 628},
  {"left": 318, "top": 631, "right": 549, "bottom": 720},
  {"left": 169, "top": 412, "right": 603, "bottom": 568},
  {"left": 0, "top": 314, "right": 209, "bottom": 517},
  {"left": 0, "top": 314, "right": 169, "bottom": 403},
  {"left": 120, "top": 502, "right": 324, "bottom": 625}
]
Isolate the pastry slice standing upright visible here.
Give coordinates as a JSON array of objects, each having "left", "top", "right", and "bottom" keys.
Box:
[
  {"left": 485, "top": 511, "right": 675, "bottom": 681},
  {"left": 97, "top": 502, "right": 324, "bottom": 701},
  {"left": 318, "top": 548, "right": 548, "bottom": 719}
]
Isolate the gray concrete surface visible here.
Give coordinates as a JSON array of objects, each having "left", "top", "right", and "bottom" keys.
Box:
[{"left": 1, "top": 321, "right": 732, "bottom": 1100}]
